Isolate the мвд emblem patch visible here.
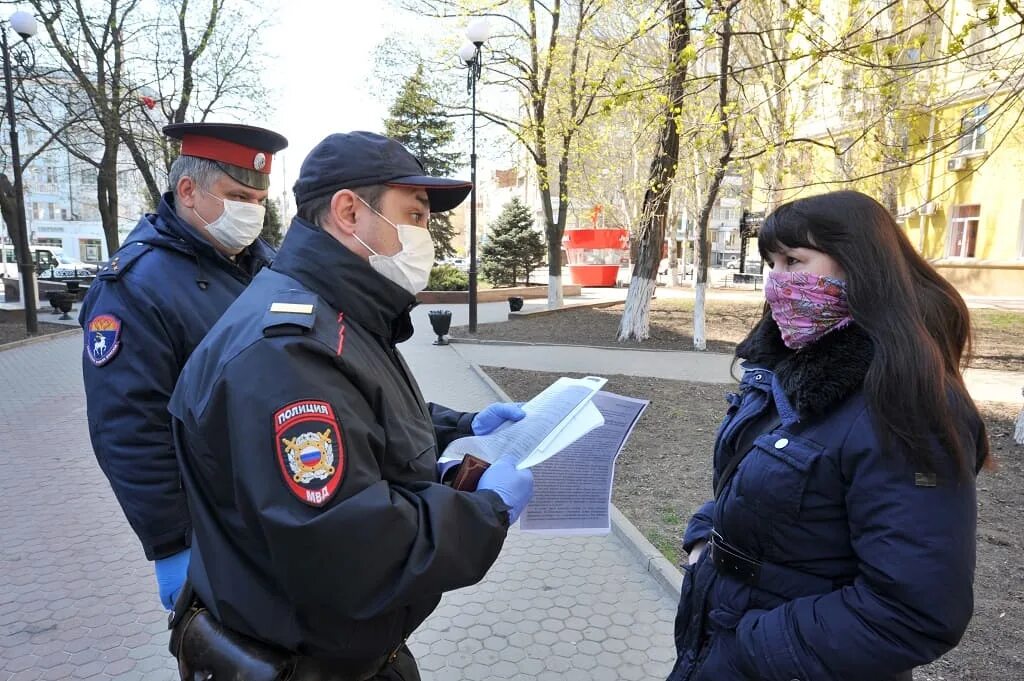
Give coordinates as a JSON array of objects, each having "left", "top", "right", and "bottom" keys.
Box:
[
  {"left": 274, "top": 400, "right": 345, "bottom": 507},
  {"left": 86, "top": 314, "right": 122, "bottom": 366}
]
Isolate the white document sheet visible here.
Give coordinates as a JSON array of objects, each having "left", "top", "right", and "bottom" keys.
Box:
[
  {"left": 519, "top": 391, "right": 649, "bottom": 535},
  {"left": 438, "top": 375, "right": 607, "bottom": 469}
]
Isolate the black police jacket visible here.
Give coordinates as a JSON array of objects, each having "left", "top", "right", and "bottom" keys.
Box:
[
  {"left": 168, "top": 217, "right": 510, "bottom": 662},
  {"left": 79, "top": 192, "right": 274, "bottom": 560}
]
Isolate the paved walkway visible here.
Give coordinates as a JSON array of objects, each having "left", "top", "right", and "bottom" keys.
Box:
[{"left": 0, "top": 301, "right": 680, "bottom": 681}]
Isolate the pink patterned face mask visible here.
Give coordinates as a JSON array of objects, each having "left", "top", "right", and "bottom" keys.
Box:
[{"left": 765, "top": 271, "right": 853, "bottom": 349}]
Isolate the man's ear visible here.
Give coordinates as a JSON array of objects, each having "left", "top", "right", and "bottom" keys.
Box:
[
  {"left": 328, "top": 190, "right": 360, "bottom": 235},
  {"left": 177, "top": 176, "right": 198, "bottom": 210}
]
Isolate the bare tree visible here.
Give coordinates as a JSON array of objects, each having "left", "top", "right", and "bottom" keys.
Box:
[
  {"left": 120, "top": 0, "right": 271, "bottom": 207},
  {"left": 399, "top": 0, "right": 657, "bottom": 307},
  {"left": 691, "top": 0, "right": 740, "bottom": 351},
  {"left": 27, "top": 0, "right": 143, "bottom": 253},
  {"left": 618, "top": 0, "right": 690, "bottom": 341}
]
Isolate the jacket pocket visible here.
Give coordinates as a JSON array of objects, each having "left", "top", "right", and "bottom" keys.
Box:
[{"left": 735, "top": 431, "right": 825, "bottom": 519}]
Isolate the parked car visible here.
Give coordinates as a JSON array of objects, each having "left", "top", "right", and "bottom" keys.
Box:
[
  {"left": 1, "top": 244, "right": 82, "bottom": 279},
  {"left": 724, "top": 257, "right": 740, "bottom": 269},
  {"left": 39, "top": 253, "right": 99, "bottom": 279}
]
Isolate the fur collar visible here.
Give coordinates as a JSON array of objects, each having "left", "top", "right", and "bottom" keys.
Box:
[{"left": 736, "top": 315, "right": 874, "bottom": 420}]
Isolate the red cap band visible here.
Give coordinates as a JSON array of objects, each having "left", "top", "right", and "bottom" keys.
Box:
[{"left": 180, "top": 134, "right": 273, "bottom": 174}]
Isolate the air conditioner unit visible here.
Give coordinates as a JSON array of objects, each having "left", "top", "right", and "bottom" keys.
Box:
[
  {"left": 947, "top": 156, "right": 969, "bottom": 172},
  {"left": 919, "top": 201, "right": 937, "bottom": 216}
]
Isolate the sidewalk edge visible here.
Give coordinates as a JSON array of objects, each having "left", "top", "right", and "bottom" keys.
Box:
[
  {"left": 470, "top": 362, "right": 684, "bottom": 601},
  {"left": 610, "top": 505, "right": 683, "bottom": 600},
  {"left": 0, "top": 328, "right": 79, "bottom": 353}
]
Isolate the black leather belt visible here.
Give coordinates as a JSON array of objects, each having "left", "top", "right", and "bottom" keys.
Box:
[{"left": 707, "top": 530, "right": 850, "bottom": 600}]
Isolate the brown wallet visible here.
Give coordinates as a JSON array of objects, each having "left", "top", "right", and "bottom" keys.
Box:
[{"left": 447, "top": 454, "right": 491, "bottom": 491}]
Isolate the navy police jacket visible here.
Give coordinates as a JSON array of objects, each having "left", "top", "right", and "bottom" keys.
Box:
[
  {"left": 79, "top": 193, "right": 275, "bottom": 560},
  {"left": 669, "top": 317, "right": 985, "bottom": 681},
  {"left": 168, "top": 217, "right": 510, "bottom": 661}
]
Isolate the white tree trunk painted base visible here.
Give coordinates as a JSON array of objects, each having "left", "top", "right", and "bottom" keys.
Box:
[
  {"left": 618, "top": 276, "right": 656, "bottom": 341},
  {"left": 1015, "top": 399, "right": 1024, "bottom": 444},
  {"left": 693, "top": 282, "right": 707, "bottom": 351},
  {"left": 548, "top": 275, "right": 564, "bottom": 309}
]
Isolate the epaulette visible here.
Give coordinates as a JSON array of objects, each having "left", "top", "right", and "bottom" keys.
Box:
[
  {"left": 96, "top": 242, "right": 154, "bottom": 281},
  {"left": 263, "top": 290, "right": 319, "bottom": 337}
]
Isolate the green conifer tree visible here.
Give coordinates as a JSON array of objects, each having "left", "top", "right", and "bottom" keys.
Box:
[
  {"left": 260, "top": 198, "right": 284, "bottom": 247},
  {"left": 481, "top": 198, "right": 545, "bottom": 287},
  {"left": 385, "top": 64, "right": 461, "bottom": 259}
]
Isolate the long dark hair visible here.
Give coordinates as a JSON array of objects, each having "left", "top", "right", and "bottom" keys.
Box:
[{"left": 757, "top": 190, "right": 988, "bottom": 475}]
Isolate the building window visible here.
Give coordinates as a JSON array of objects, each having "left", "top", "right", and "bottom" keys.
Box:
[
  {"left": 80, "top": 238, "right": 102, "bottom": 262},
  {"left": 959, "top": 104, "right": 988, "bottom": 154},
  {"left": 35, "top": 238, "right": 62, "bottom": 248},
  {"left": 47, "top": 203, "right": 56, "bottom": 220},
  {"left": 32, "top": 202, "right": 44, "bottom": 220},
  {"left": 46, "top": 166, "right": 57, "bottom": 183},
  {"left": 80, "top": 169, "right": 92, "bottom": 185},
  {"left": 948, "top": 205, "right": 980, "bottom": 257}
]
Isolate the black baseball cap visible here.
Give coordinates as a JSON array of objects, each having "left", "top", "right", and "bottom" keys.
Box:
[
  {"left": 164, "top": 122, "right": 288, "bottom": 190},
  {"left": 292, "top": 131, "right": 472, "bottom": 213}
]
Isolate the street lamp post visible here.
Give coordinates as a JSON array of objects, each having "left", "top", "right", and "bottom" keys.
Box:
[
  {"left": 459, "top": 18, "right": 490, "bottom": 334},
  {"left": 2, "top": 10, "right": 38, "bottom": 335}
]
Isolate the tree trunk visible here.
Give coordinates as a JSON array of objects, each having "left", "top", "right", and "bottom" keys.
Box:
[
  {"left": 0, "top": 174, "right": 22, "bottom": 265},
  {"left": 618, "top": 0, "right": 689, "bottom": 341},
  {"left": 692, "top": 1, "right": 737, "bottom": 352},
  {"left": 122, "top": 130, "right": 163, "bottom": 208},
  {"left": 98, "top": 148, "right": 121, "bottom": 254}
]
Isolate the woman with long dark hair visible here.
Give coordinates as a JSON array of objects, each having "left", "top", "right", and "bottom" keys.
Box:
[{"left": 668, "top": 190, "right": 989, "bottom": 681}]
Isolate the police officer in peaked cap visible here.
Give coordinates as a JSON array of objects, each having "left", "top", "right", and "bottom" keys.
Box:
[
  {"left": 166, "top": 131, "right": 534, "bottom": 679},
  {"left": 79, "top": 122, "right": 288, "bottom": 613}
]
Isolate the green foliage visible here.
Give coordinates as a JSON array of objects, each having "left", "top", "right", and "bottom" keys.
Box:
[
  {"left": 426, "top": 265, "right": 469, "bottom": 291},
  {"left": 480, "top": 198, "right": 546, "bottom": 287},
  {"left": 384, "top": 64, "right": 461, "bottom": 259},
  {"left": 260, "top": 199, "right": 284, "bottom": 247}
]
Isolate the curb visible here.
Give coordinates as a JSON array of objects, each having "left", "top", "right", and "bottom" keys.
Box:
[
  {"left": 468, "top": 361, "right": 685, "bottom": 601},
  {"left": 449, "top": 336, "right": 718, "bottom": 355},
  {"left": 506, "top": 299, "right": 622, "bottom": 319},
  {"left": 0, "top": 327, "right": 79, "bottom": 353}
]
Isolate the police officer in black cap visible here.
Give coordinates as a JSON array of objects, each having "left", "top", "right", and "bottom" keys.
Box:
[
  {"left": 79, "top": 123, "right": 288, "bottom": 611},
  {"left": 166, "top": 131, "right": 534, "bottom": 680}
]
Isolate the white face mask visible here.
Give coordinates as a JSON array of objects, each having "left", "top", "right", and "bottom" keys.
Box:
[
  {"left": 193, "top": 189, "right": 266, "bottom": 252},
  {"left": 353, "top": 196, "right": 435, "bottom": 295}
]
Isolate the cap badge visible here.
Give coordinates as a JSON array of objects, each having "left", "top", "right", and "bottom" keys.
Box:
[{"left": 253, "top": 152, "right": 267, "bottom": 171}]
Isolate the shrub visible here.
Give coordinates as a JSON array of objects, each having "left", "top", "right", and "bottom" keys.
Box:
[{"left": 427, "top": 264, "right": 469, "bottom": 291}]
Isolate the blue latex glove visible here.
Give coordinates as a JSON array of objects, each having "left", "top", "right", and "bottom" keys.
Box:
[
  {"left": 154, "top": 548, "right": 190, "bottom": 610},
  {"left": 472, "top": 402, "right": 526, "bottom": 435},
  {"left": 477, "top": 457, "right": 534, "bottom": 525}
]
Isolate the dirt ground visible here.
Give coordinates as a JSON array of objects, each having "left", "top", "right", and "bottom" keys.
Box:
[
  {"left": 0, "top": 317, "right": 73, "bottom": 347},
  {"left": 455, "top": 298, "right": 1024, "bottom": 372},
  {"left": 485, "top": 366, "right": 1023, "bottom": 680}
]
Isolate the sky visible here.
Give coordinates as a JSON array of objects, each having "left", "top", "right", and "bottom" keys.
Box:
[{"left": 257, "top": 0, "right": 476, "bottom": 216}]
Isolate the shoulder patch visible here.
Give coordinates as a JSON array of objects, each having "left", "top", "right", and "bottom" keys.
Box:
[
  {"left": 85, "top": 314, "right": 122, "bottom": 366},
  {"left": 275, "top": 400, "right": 346, "bottom": 507},
  {"left": 263, "top": 289, "right": 319, "bottom": 337},
  {"left": 97, "top": 242, "right": 153, "bottom": 281}
]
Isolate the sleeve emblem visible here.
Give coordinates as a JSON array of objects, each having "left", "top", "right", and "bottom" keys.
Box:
[
  {"left": 275, "top": 400, "right": 345, "bottom": 507},
  {"left": 85, "top": 314, "right": 122, "bottom": 366}
]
